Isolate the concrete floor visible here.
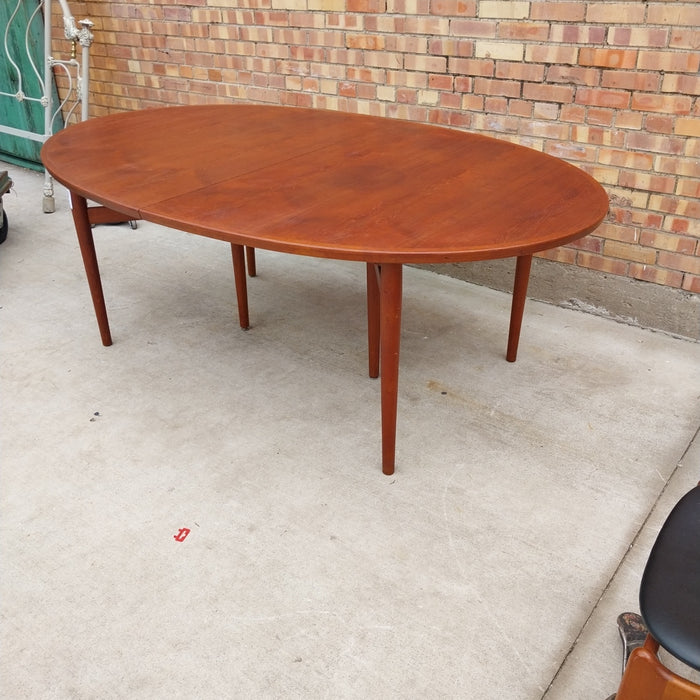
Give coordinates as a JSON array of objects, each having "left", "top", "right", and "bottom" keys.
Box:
[{"left": 1, "top": 162, "right": 699, "bottom": 699}]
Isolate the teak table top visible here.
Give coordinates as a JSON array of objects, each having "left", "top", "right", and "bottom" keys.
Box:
[{"left": 42, "top": 105, "right": 609, "bottom": 474}]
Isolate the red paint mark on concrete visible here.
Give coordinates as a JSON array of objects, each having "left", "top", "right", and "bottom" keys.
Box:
[{"left": 174, "top": 528, "right": 190, "bottom": 542}]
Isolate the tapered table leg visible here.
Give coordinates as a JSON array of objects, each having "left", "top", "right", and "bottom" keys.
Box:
[
  {"left": 71, "top": 193, "right": 112, "bottom": 347},
  {"left": 506, "top": 254, "right": 532, "bottom": 363},
  {"left": 366, "top": 263, "right": 380, "bottom": 379},
  {"left": 245, "top": 247, "right": 257, "bottom": 277},
  {"left": 231, "top": 244, "right": 250, "bottom": 330},
  {"left": 379, "top": 263, "right": 403, "bottom": 475}
]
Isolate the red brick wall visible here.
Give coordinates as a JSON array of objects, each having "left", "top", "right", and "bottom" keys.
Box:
[{"left": 54, "top": 0, "right": 700, "bottom": 295}]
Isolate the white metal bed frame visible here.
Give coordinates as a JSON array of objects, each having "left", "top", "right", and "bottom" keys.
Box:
[{"left": 1, "top": 0, "right": 93, "bottom": 212}]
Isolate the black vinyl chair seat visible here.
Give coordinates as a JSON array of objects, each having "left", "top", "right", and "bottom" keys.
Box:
[{"left": 640, "top": 484, "right": 700, "bottom": 672}]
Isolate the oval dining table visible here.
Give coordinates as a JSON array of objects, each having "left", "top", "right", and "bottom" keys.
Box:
[{"left": 41, "top": 104, "right": 608, "bottom": 475}]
